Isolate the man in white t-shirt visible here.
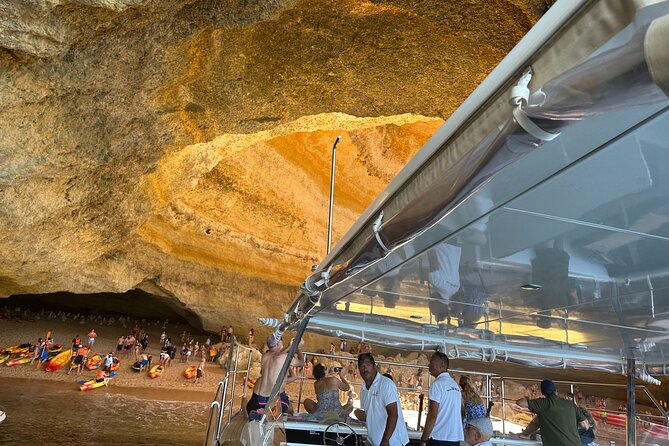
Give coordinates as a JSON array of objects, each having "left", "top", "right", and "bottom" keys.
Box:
[
  {"left": 420, "top": 351, "right": 463, "bottom": 446},
  {"left": 354, "top": 353, "right": 409, "bottom": 446}
]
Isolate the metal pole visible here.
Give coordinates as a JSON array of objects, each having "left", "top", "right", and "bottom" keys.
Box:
[
  {"left": 242, "top": 347, "right": 253, "bottom": 400},
  {"left": 228, "top": 337, "right": 240, "bottom": 423},
  {"left": 296, "top": 355, "right": 307, "bottom": 413},
  {"left": 262, "top": 316, "right": 311, "bottom": 424},
  {"left": 501, "top": 378, "right": 506, "bottom": 434},
  {"left": 627, "top": 357, "right": 636, "bottom": 446},
  {"left": 326, "top": 136, "right": 342, "bottom": 254}
]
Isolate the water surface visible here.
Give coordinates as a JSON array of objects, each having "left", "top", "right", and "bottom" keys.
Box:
[{"left": 0, "top": 378, "right": 210, "bottom": 445}]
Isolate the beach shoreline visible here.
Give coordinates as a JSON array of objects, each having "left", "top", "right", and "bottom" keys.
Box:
[{"left": 0, "top": 315, "right": 227, "bottom": 402}]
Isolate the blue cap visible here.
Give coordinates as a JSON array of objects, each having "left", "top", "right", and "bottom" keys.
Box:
[{"left": 541, "top": 379, "right": 556, "bottom": 395}]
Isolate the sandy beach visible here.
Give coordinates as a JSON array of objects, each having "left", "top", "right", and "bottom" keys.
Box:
[{"left": 0, "top": 313, "right": 229, "bottom": 400}]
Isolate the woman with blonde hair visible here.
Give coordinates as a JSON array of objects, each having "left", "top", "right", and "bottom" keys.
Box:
[{"left": 460, "top": 375, "right": 486, "bottom": 424}]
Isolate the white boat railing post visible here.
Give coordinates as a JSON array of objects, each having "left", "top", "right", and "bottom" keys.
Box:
[
  {"left": 242, "top": 346, "right": 253, "bottom": 401},
  {"left": 228, "top": 337, "right": 240, "bottom": 424},
  {"left": 501, "top": 377, "right": 506, "bottom": 434}
]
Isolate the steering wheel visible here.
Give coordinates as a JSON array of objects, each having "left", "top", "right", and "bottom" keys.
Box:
[{"left": 323, "top": 422, "right": 358, "bottom": 446}]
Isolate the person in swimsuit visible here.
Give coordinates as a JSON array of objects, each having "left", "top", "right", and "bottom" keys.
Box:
[{"left": 304, "top": 363, "right": 353, "bottom": 419}]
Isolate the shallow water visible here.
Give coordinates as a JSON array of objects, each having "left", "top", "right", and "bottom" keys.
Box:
[{"left": 0, "top": 378, "right": 210, "bottom": 445}]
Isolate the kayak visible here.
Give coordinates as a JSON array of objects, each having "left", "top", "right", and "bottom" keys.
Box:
[
  {"left": 79, "top": 378, "right": 111, "bottom": 391},
  {"left": 11, "top": 343, "right": 33, "bottom": 354},
  {"left": 6, "top": 355, "right": 32, "bottom": 367},
  {"left": 247, "top": 377, "right": 256, "bottom": 389},
  {"left": 0, "top": 354, "right": 10, "bottom": 364},
  {"left": 85, "top": 354, "right": 102, "bottom": 370},
  {"left": 183, "top": 365, "right": 196, "bottom": 379},
  {"left": 131, "top": 361, "right": 141, "bottom": 372},
  {"left": 148, "top": 364, "right": 164, "bottom": 378},
  {"left": 2, "top": 345, "right": 18, "bottom": 355},
  {"left": 47, "top": 344, "right": 63, "bottom": 356},
  {"left": 110, "top": 358, "right": 120, "bottom": 372},
  {"left": 45, "top": 349, "right": 73, "bottom": 372}
]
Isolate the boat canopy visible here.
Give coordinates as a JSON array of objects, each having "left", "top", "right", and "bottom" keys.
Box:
[{"left": 276, "top": 0, "right": 669, "bottom": 384}]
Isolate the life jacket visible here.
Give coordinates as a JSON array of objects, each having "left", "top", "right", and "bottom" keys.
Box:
[
  {"left": 77, "top": 347, "right": 87, "bottom": 356},
  {"left": 96, "top": 369, "right": 105, "bottom": 380}
]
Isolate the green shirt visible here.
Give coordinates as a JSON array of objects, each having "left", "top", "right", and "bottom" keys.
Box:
[
  {"left": 528, "top": 394, "right": 584, "bottom": 446},
  {"left": 577, "top": 406, "right": 596, "bottom": 430}
]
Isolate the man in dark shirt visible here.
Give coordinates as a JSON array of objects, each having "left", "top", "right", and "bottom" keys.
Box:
[{"left": 516, "top": 379, "right": 586, "bottom": 446}]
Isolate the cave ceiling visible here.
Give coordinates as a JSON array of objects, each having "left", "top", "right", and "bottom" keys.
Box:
[{"left": 0, "top": 0, "right": 549, "bottom": 332}]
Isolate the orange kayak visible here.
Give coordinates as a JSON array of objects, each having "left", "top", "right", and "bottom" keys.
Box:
[
  {"left": 183, "top": 365, "right": 196, "bottom": 379},
  {"left": 85, "top": 354, "right": 102, "bottom": 370},
  {"left": 45, "top": 349, "right": 72, "bottom": 372},
  {"left": 148, "top": 364, "right": 164, "bottom": 378}
]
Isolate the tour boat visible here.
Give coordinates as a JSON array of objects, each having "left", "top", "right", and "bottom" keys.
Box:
[{"left": 204, "top": 0, "right": 669, "bottom": 444}]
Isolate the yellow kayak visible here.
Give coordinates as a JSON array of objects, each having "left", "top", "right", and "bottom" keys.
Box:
[
  {"left": 79, "top": 378, "right": 110, "bottom": 391},
  {"left": 6, "top": 355, "right": 31, "bottom": 367},
  {"left": 45, "top": 349, "right": 73, "bottom": 372}
]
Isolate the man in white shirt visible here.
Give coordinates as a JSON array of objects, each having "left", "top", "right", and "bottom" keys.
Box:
[
  {"left": 464, "top": 417, "right": 494, "bottom": 446},
  {"left": 354, "top": 353, "right": 409, "bottom": 446},
  {"left": 420, "top": 351, "right": 463, "bottom": 446}
]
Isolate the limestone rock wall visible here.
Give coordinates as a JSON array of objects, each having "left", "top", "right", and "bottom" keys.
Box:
[{"left": 0, "top": 0, "right": 547, "bottom": 332}]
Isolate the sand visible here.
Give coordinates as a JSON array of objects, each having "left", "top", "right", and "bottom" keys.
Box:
[{"left": 0, "top": 313, "right": 228, "bottom": 401}]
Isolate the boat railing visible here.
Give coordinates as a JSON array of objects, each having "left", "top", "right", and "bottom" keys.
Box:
[
  {"left": 294, "top": 350, "right": 496, "bottom": 431},
  {"left": 204, "top": 336, "right": 255, "bottom": 446},
  {"left": 491, "top": 375, "right": 669, "bottom": 444}
]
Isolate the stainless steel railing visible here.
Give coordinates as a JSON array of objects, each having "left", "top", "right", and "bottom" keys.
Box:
[{"left": 204, "top": 336, "right": 255, "bottom": 446}]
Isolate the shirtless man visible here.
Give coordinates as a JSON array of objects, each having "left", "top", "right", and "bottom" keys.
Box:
[{"left": 246, "top": 333, "right": 304, "bottom": 419}]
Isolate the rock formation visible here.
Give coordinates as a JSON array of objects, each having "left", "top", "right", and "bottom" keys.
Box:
[{"left": 0, "top": 0, "right": 549, "bottom": 332}]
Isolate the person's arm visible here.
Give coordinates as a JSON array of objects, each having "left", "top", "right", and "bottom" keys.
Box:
[
  {"left": 520, "top": 416, "right": 540, "bottom": 436},
  {"left": 337, "top": 369, "right": 351, "bottom": 391},
  {"left": 380, "top": 402, "right": 399, "bottom": 446},
  {"left": 421, "top": 399, "right": 440, "bottom": 445},
  {"left": 354, "top": 408, "right": 366, "bottom": 421},
  {"left": 285, "top": 366, "right": 298, "bottom": 384},
  {"left": 289, "top": 339, "right": 305, "bottom": 367}
]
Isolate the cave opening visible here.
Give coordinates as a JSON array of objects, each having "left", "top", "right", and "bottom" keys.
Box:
[{"left": 2, "top": 290, "right": 208, "bottom": 334}]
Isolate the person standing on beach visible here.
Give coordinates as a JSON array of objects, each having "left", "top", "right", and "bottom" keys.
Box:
[
  {"left": 37, "top": 339, "right": 50, "bottom": 369},
  {"left": 87, "top": 329, "right": 97, "bottom": 349},
  {"left": 194, "top": 358, "right": 205, "bottom": 384},
  {"left": 226, "top": 325, "right": 233, "bottom": 343},
  {"left": 104, "top": 352, "right": 114, "bottom": 372},
  {"left": 69, "top": 344, "right": 87, "bottom": 375},
  {"left": 116, "top": 335, "right": 125, "bottom": 353},
  {"left": 160, "top": 331, "right": 166, "bottom": 348},
  {"left": 30, "top": 337, "right": 43, "bottom": 364},
  {"left": 71, "top": 334, "right": 81, "bottom": 352}
]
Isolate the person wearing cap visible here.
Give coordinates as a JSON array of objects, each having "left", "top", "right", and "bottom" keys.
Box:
[
  {"left": 464, "top": 417, "right": 494, "bottom": 446},
  {"left": 516, "top": 379, "right": 586, "bottom": 446},
  {"left": 245, "top": 333, "right": 304, "bottom": 420},
  {"left": 420, "top": 351, "right": 463, "bottom": 446}
]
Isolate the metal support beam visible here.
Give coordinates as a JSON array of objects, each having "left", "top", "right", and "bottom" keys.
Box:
[{"left": 627, "top": 357, "right": 636, "bottom": 446}]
